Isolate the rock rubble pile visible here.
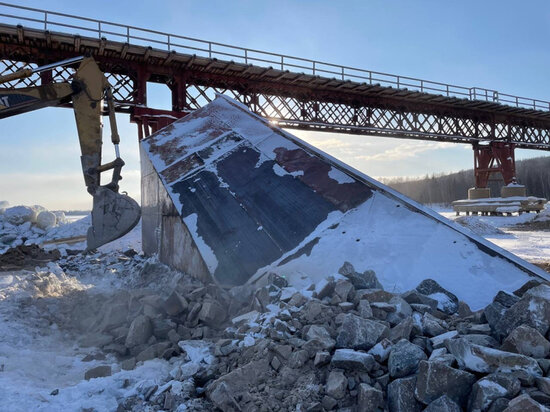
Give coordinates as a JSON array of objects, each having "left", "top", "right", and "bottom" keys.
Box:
[{"left": 44, "top": 253, "right": 550, "bottom": 412}]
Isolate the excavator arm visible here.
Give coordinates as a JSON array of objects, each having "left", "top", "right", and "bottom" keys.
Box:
[{"left": 0, "top": 56, "right": 141, "bottom": 250}]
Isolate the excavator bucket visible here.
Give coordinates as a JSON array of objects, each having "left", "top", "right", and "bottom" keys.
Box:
[{"left": 86, "top": 187, "right": 141, "bottom": 250}]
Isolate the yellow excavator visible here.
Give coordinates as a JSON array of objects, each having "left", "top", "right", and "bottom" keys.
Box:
[{"left": 0, "top": 56, "right": 141, "bottom": 250}]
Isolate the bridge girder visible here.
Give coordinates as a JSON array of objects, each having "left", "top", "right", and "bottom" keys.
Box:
[{"left": 2, "top": 22, "right": 550, "bottom": 164}]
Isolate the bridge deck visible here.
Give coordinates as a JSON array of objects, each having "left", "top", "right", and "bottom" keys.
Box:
[{"left": 1, "top": 20, "right": 550, "bottom": 150}]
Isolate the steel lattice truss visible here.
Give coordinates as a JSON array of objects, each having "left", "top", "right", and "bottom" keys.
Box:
[
  {"left": 2, "top": 34, "right": 550, "bottom": 150},
  {"left": 183, "top": 84, "right": 550, "bottom": 148}
]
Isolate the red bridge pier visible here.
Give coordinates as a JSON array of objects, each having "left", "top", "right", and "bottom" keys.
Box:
[{"left": 469, "top": 141, "right": 526, "bottom": 200}]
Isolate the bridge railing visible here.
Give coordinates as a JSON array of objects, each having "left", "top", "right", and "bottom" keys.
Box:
[{"left": 1, "top": 2, "right": 549, "bottom": 112}]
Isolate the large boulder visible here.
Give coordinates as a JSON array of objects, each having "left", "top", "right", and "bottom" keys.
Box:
[
  {"left": 501, "top": 325, "right": 550, "bottom": 358},
  {"left": 446, "top": 338, "right": 542, "bottom": 376},
  {"left": 484, "top": 301, "right": 507, "bottom": 330},
  {"left": 198, "top": 300, "right": 226, "bottom": 327},
  {"left": 388, "top": 339, "right": 427, "bottom": 378},
  {"left": 386, "top": 297, "right": 413, "bottom": 326},
  {"left": 387, "top": 376, "right": 423, "bottom": 412},
  {"left": 338, "top": 262, "right": 383, "bottom": 290},
  {"left": 493, "top": 291, "right": 520, "bottom": 308},
  {"left": 423, "top": 395, "right": 461, "bottom": 412},
  {"left": 467, "top": 373, "right": 520, "bottom": 412},
  {"left": 336, "top": 313, "right": 389, "bottom": 350},
  {"left": 305, "top": 325, "right": 335, "bottom": 351},
  {"left": 415, "top": 279, "right": 459, "bottom": 314},
  {"left": 422, "top": 312, "right": 448, "bottom": 337},
  {"left": 401, "top": 290, "right": 438, "bottom": 311},
  {"left": 326, "top": 370, "right": 347, "bottom": 400},
  {"left": 524, "top": 284, "right": 550, "bottom": 300},
  {"left": 84, "top": 365, "right": 111, "bottom": 380},
  {"left": 125, "top": 315, "right": 153, "bottom": 348},
  {"left": 503, "top": 394, "right": 547, "bottom": 411},
  {"left": 494, "top": 296, "right": 550, "bottom": 339},
  {"left": 414, "top": 360, "right": 476, "bottom": 406},
  {"left": 331, "top": 349, "right": 375, "bottom": 372},
  {"left": 357, "top": 383, "right": 384, "bottom": 411}
]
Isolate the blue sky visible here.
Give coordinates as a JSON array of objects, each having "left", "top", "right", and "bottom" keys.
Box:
[{"left": 1, "top": 0, "right": 550, "bottom": 209}]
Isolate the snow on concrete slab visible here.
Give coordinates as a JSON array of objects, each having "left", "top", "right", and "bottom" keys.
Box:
[{"left": 140, "top": 95, "right": 548, "bottom": 308}]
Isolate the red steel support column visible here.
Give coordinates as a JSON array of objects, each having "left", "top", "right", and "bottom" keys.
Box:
[{"left": 473, "top": 141, "right": 516, "bottom": 188}]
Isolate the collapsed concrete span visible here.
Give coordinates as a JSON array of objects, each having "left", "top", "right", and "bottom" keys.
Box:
[{"left": 140, "top": 95, "right": 549, "bottom": 309}]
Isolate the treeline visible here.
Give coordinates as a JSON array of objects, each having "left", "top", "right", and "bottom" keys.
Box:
[{"left": 382, "top": 156, "right": 550, "bottom": 204}]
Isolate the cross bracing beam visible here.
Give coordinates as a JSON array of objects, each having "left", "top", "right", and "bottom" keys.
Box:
[{"left": 1, "top": 11, "right": 550, "bottom": 151}]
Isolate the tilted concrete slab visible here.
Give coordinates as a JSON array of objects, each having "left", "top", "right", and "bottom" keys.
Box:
[{"left": 140, "top": 95, "right": 549, "bottom": 310}]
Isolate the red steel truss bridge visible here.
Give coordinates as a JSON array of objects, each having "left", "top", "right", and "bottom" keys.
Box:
[{"left": 1, "top": 3, "right": 550, "bottom": 188}]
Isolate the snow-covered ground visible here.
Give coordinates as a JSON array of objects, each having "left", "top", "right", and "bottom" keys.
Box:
[
  {"left": 0, "top": 203, "right": 549, "bottom": 411},
  {"left": 0, "top": 221, "right": 170, "bottom": 411},
  {"left": 434, "top": 203, "right": 550, "bottom": 264}
]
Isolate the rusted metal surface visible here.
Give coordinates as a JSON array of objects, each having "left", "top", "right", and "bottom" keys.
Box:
[{"left": 141, "top": 96, "right": 373, "bottom": 285}]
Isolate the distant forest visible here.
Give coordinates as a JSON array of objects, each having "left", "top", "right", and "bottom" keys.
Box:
[{"left": 382, "top": 156, "right": 550, "bottom": 205}]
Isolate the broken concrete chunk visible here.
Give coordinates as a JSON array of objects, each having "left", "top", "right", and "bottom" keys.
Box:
[
  {"left": 326, "top": 370, "right": 347, "bottom": 400},
  {"left": 501, "top": 325, "right": 550, "bottom": 358},
  {"left": 388, "top": 339, "right": 427, "bottom": 378},
  {"left": 387, "top": 376, "right": 423, "bottom": 412},
  {"left": 331, "top": 349, "right": 375, "bottom": 372},
  {"left": 386, "top": 297, "right": 413, "bottom": 326},
  {"left": 84, "top": 365, "right": 112, "bottom": 380},
  {"left": 336, "top": 313, "right": 389, "bottom": 351},
  {"left": 389, "top": 317, "right": 413, "bottom": 343},
  {"left": 198, "top": 300, "right": 226, "bottom": 327},
  {"left": 484, "top": 301, "right": 507, "bottom": 330},
  {"left": 536, "top": 377, "right": 550, "bottom": 396},
  {"left": 429, "top": 330, "right": 458, "bottom": 349},
  {"left": 446, "top": 338, "right": 542, "bottom": 376},
  {"left": 314, "top": 278, "right": 336, "bottom": 299},
  {"left": 524, "top": 284, "right": 550, "bottom": 300},
  {"left": 414, "top": 360, "right": 476, "bottom": 406},
  {"left": 136, "top": 342, "right": 171, "bottom": 362},
  {"left": 368, "top": 338, "right": 392, "bottom": 363},
  {"left": 493, "top": 291, "right": 520, "bottom": 308},
  {"left": 462, "top": 334, "right": 499, "bottom": 349},
  {"left": 338, "top": 261, "right": 356, "bottom": 277},
  {"left": 231, "top": 310, "right": 260, "bottom": 327},
  {"left": 494, "top": 296, "right": 550, "bottom": 339},
  {"left": 125, "top": 315, "right": 153, "bottom": 348},
  {"left": 207, "top": 381, "right": 242, "bottom": 411},
  {"left": 513, "top": 280, "right": 542, "bottom": 297},
  {"left": 422, "top": 312, "right": 447, "bottom": 337},
  {"left": 121, "top": 357, "right": 136, "bottom": 371},
  {"left": 401, "top": 290, "right": 438, "bottom": 311},
  {"left": 503, "top": 394, "right": 546, "bottom": 412},
  {"left": 314, "top": 351, "right": 331, "bottom": 367},
  {"left": 163, "top": 291, "right": 189, "bottom": 316},
  {"left": 288, "top": 349, "right": 309, "bottom": 369},
  {"left": 334, "top": 279, "right": 354, "bottom": 302},
  {"left": 467, "top": 373, "right": 520, "bottom": 412},
  {"left": 305, "top": 325, "right": 335, "bottom": 350},
  {"left": 423, "top": 395, "right": 461, "bottom": 412},
  {"left": 357, "top": 383, "right": 384, "bottom": 412},
  {"left": 357, "top": 299, "right": 373, "bottom": 319},
  {"left": 415, "top": 279, "right": 459, "bottom": 314}
]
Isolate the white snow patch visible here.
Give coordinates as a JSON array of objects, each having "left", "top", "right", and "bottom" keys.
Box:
[
  {"left": 328, "top": 167, "right": 355, "bottom": 184},
  {"left": 255, "top": 193, "right": 532, "bottom": 310}
]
